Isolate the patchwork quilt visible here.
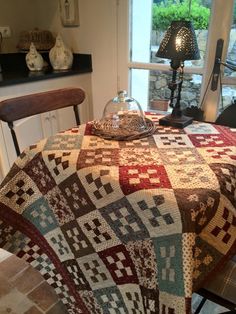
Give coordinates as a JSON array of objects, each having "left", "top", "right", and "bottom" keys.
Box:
[{"left": 0, "top": 113, "right": 235, "bottom": 313}]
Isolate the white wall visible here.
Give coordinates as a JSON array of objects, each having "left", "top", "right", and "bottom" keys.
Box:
[{"left": 70, "top": 0, "right": 118, "bottom": 119}]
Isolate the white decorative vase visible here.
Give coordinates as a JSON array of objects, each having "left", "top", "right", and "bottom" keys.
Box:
[
  {"left": 49, "top": 34, "right": 73, "bottom": 70},
  {"left": 25, "top": 42, "right": 44, "bottom": 71}
]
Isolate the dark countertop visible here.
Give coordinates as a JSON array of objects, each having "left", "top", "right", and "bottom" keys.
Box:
[{"left": 0, "top": 53, "right": 92, "bottom": 87}]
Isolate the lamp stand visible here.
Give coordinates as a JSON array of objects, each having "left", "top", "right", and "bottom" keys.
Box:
[
  {"left": 159, "top": 60, "right": 193, "bottom": 128},
  {"left": 159, "top": 113, "right": 193, "bottom": 128}
]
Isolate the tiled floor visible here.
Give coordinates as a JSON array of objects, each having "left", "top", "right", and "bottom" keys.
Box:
[
  {"left": 0, "top": 248, "right": 68, "bottom": 314},
  {"left": 0, "top": 248, "right": 230, "bottom": 314}
]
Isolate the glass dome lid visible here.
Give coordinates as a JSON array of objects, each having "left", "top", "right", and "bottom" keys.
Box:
[
  {"left": 92, "top": 90, "right": 155, "bottom": 141},
  {"left": 102, "top": 90, "right": 146, "bottom": 129}
]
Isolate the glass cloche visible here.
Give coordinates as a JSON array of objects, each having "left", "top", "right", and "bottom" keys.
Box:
[{"left": 92, "top": 90, "right": 155, "bottom": 140}]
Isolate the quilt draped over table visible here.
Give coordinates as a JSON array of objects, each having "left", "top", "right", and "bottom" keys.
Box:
[{"left": 0, "top": 113, "right": 235, "bottom": 313}]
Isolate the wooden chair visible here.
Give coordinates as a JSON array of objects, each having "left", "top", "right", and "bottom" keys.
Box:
[
  {"left": 0, "top": 87, "right": 85, "bottom": 156},
  {"left": 215, "top": 99, "right": 236, "bottom": 128}
]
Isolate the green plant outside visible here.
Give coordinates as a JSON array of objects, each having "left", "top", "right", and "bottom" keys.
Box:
[
  {"left": 234, "top": 0, "right": 236, "bottom": 25},
  {"left": 152, "top": 0, "right": 210, "bottom": 31}
]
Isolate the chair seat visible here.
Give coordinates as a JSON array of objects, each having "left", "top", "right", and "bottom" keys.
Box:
[{"left": 203, "top": 255, "right": 236, "bottom": 304}]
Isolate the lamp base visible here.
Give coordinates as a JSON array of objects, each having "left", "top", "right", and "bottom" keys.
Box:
[{"left": 159, "top": 114, "right": 193, "bottom": 128}]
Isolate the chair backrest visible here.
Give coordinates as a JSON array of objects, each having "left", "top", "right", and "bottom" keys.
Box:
[{"left": 0, "top": 87, "right": 85, "bottom": 156}]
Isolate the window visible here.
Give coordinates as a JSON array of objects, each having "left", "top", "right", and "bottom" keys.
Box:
[{"left": 118, "top": 0, "right": 236, "bottom": 122}]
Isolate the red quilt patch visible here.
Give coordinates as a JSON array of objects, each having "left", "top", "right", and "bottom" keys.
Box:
[{"left": 119, "top": 165, "right": 171, "bottom": 195}]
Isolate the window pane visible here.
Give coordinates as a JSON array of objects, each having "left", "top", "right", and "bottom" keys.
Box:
[
  {"left": 131, "top": 69, "right": 151, "bottom": 109},
  {"left": 130, "top": 69, "right": 202, "bottom": 111},
  {"left": 131, "top": 0, "right": 152, "bottom": 63},
  {"left": 131, "top": 0, "right": 211, "bottom": 67},
  {"left": 224, "top": 0, "right": 236, "bottom": 77}
]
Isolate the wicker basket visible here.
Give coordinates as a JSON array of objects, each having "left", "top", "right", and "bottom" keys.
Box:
[
  {"left": 17, "top": 29, "right": 55, "bottom": 52},
  {"left": 91, "top": 115, "right": 156, "bottom": 141}
]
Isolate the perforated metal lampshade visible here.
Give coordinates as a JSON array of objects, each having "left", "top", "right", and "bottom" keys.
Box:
[{"left": 156, "top": 20, "right": 200, "bottom": 61}]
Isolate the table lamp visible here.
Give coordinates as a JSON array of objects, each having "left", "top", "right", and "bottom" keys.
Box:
[{"left": 156, "top": 20, "right": 200, "bottom": 128}]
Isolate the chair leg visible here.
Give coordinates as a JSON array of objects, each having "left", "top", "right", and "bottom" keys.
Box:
[
  {"left": 8, "top": 122, "right": 21, "bottom": 156},
  {"left": 73, "top": 105, "right": 80, "bottom": 125},
  {"left": 194, "top": 297, "right": 207, "bottom": 314}
]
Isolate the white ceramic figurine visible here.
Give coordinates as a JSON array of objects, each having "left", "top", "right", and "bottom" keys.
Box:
[
  {"left": 25, "top": 42, "right": 44, "bottom": 71},
  {"left": 49, "top": 34, "right": 73, "bottom": 70}
]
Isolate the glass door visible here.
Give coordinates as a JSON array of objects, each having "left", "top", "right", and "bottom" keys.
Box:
[
  {"left": 201, "top": 0, "right": 236, "bottom": 120},
  {"left": 117, "top": 0, "right": 236, "bottom": 122}
]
